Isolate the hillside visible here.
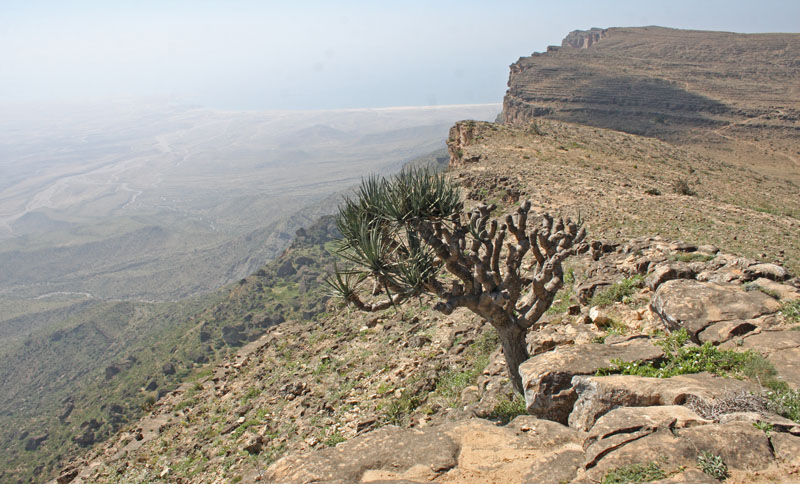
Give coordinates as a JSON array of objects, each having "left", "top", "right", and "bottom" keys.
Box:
[
  {"left": 54, "top": 115, "right": 800, "bottom": 483},
  {"left": 0, "top": 216, "right": 339, "bottom": 483}
]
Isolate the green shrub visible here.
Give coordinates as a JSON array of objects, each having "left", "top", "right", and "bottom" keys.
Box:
[
  {"left": 765, "top": 383, "right": 800, "bottom": 423},
  {"left": 697, "top": 451, "right": 728, "bottom": 480},
  {"left": 673, "top": 178, "right": 696, "bottom": 196},
  {"left": 602, "top": 461, "right": 666, "bottom": 484},
  {"left": 323, "top": 430, "right": 346, "bottom": 447},
  {"left": 591, "top": 275, "right": 644, "bottom": 307},
  {"left": 781, "top": 300, "right": 800, "bottom": 323},
  {"left": 670, "top": 253, "right": 715, "bottom": 263},
  {"left": 597, "top": 329, "right": 771, "bottom": 380},
  {"left": 489, "top": 394, "right": 527, "bottom": 424}
]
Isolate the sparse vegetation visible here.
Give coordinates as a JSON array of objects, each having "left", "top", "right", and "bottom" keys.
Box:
[
  {"left": 670, "top": 253, "right": 715, "bottom": 263},
  {"left": 673, "top": 178, "right": 696, "bottom": 196},
  {"left": 781, "top": 300, "right": 800, "bottom": 322},
  {"left": 590, "top": 275, "right": 644, "bottom": 307},
  {"left": 697, "top": 451, "right": 728, "bottom": 481},
  {"left": 752, "top": 420, "right": 773, "bottom": 436},
  {"left": 601, "top": 461, "right": 667, "bottom": 484},
  {"left": 489, "top": 394, "right": 528, "bottom": 424},
  {"left": 597, "top": 329, "right": 773, "bottom": 380}
]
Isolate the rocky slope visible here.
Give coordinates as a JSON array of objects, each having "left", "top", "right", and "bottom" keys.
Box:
[
  {"left": 57, "top": 233, "right": 800, "bottom": 484},
  {"left": 503, "top": 27, "right": 800, "bottom": 183},
  {"left": 55, "top": 117, "right": 800, "bottom": 483}
]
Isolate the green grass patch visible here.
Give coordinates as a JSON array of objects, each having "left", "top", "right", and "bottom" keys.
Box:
[
  {"left": 743, "top": 282, "right": 780, "bottom": 299},
  {"left": 697, "top": 451, "right": 728, "bottom": 481},
  {"left": 781, "top": 300, "right": 800, "bottom": 322},
  {"left": 382, "top": 388, "right": 424, "bottom": 426},
  {"left": 602, "top": 461, "right": 666, "bottom": 484},
  {"left": 591, "top": 275, "right": 644, "bottom": 307},
  {"left": 764, "top": 383, "right": 800, "bottom": 423},
  {"left": 597, "top": 329, "right": 773, "bottom": 380},
  {"left": 488, "top": 394, "right": 527, "bottom": 424},
  {"left": 323, "top": 430, "right": 346, "bottom": 447},
  {"left": 670, "top": 253, "right": 715, "bottom": 263}
]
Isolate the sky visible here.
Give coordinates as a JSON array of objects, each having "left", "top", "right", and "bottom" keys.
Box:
[{"left": 1, "top": 0, "right": 799, "bottom": 110}]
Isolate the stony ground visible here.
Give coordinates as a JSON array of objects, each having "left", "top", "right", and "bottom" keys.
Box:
[
  {"left": 56, "top": 233, "right": 800, "bottom": 484},
  {"left": 265, "top": 237, "right": 800, "bottom": 484}
]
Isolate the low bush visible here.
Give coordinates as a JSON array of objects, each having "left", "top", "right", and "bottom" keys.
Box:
[{"left": 602, "top": 461, "right": 666, "bottom": 484}]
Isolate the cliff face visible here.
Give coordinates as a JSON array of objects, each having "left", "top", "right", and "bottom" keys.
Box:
[{"left": 502, "top": 27, "right": 800, "bottom": 180}]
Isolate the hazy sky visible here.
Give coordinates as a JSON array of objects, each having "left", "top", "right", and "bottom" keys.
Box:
[{"left": 2, "top": 0, "right": 798, "bottom": 110}]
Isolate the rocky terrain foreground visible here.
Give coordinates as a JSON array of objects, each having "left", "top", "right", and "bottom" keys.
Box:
[
  {"left": 55, "top": 234, "right": 800, "bottom": 484},
  {"left": 263, "top": 238, "right": 800, "bottom": 484}
]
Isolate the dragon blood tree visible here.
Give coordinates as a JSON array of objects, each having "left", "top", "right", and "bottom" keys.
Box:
[{"left": 327, "top": 169, "right": 587, "bottom": 394}]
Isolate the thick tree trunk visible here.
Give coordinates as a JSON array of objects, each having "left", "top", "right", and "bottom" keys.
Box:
[{"left": 496, "top": 323, "right": 530, "bottom": 395}]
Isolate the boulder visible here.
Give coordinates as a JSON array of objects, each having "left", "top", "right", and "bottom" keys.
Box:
[
  {"left": 24, "top": 432, "right": 48, "bottom": 451},
  {"left": 751, "top": 278, "right": 800, "bottom": 301},
  {"left": 520, "top": 338, "right": 664, "bottom": 423},
  {"left": 586, "top": 405, "right": 710, "bottom": 444},
  {"left": 583, "top": 406, "right": 711, "bottom": 470},
  {"left": 583, "top": 423, "right": 773, "bottom": 483},
  {"left": 161, "top": 362, "right": 176, "bottom": 375},
  {"left": 442, "top": 417, "right": 586, "bottom": 484},
  {"left": 650, "top": 280, "right": 781, "bottom": 338},
  {"left": 276, "top": 259, "right": 296, "bottom": 277},
  {"left": 568, "top": 373, "right": 757, "bottom": 431},
  {"left": 746, "top": 263, "right": 789, "bottom": 281},
  {"left": 770, "top": 433, "right": 800, "bottom": 466},
  {"left": 645, "top": 262, "right": 695, "bottom": 291},
  {"left": 266, "top": 425, "right": 459, "bottom": 484},
  {"left": 696, "top": 319, "right": 758, "bottom": 344}
]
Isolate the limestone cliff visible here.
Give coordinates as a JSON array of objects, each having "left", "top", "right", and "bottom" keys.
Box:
[{"left": 502, "top": 27, "right": 800, "bottom": 180}]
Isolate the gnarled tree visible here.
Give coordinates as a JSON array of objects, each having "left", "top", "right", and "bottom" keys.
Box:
[{"left": 328, "top": 169, "right": 587, "bottom": 393}]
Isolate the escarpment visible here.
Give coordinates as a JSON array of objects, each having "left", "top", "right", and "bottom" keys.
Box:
[{"left": 502, "top": 27, "right": 800, "bottom": 181}]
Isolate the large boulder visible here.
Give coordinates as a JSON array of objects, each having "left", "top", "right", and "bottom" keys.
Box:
[
  {"left": 650, "top": 280, "right": 781, "bottom": 338},
  {"left": 582, "top": 423, "right": 773, "bottom": 483},
  {"left": 568, "top": 373, "right": 757, "bottom": 431},
  {"left": 520, "top": 337, "right": 664, "bottom": 423},
  {"left": 266, "top": 425, "right": 459, "bottom": 484},
  {"left": 645, "top": 261, "right": 695, "bottom": 291}
]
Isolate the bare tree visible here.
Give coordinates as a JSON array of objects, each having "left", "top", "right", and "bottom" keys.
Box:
[{"left": 328, "top": 169, "right": 586, "bottom": 393}]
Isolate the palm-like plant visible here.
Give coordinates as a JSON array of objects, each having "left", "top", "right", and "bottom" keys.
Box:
[{"left": 328, "top": 168, "right": 587, "bottom": 394}]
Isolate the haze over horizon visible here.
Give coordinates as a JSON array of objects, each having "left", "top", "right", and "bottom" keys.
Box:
[{"left": 2, "top": 0, "right": 799, "bottom": 111}]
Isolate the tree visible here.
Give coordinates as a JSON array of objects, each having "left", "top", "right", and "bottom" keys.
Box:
[{"left": 327, "top": 169, "right": 587, "bottom": 394}]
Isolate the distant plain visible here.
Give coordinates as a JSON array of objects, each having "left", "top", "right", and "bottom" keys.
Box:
[{"left": 0, "top": 102, "right": 499, "bottom": 346}]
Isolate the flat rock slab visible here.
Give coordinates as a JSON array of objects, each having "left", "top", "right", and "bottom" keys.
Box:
[
  {"left": 266, "top": 426, "right": 459, "bottom": 484},
  {"left": 583, "top": 423, "right": 773, "bottom": 483},
  {"left": 650, "top": 279, "right": 781, "bottom": 337},
  {"left": 267, "top": 417, "right": 590, "bottom": 484},
  {"left": 587, "top": 405, "right": 710, "bottom": 444},
  {"left": 438, "top": 417, "right": 587, "bottom": 484},
  {"left": 697, "top": 319, "right": 760, "bottom": 344},
  {"left": 752, "top": 278, "right": 800, "bottom": 301},
  {"left": 771, "top": 433, "right": 800, "bottom": 466},
  {"left": 520, "top": 338, "right": 664, "bottom": 424},
  {"left": 569, "top": 373, "right": 757, "bottom": 431},
  {"left": 645, "top": 261, "right": 695, "bottom": 291}
]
